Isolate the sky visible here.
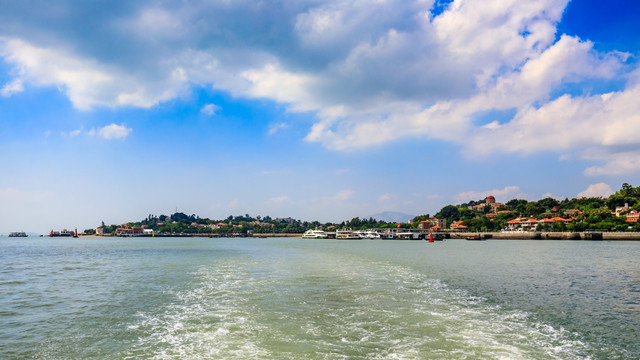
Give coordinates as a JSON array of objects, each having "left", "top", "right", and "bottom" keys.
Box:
[{"left": 1, "top": 0, "right": 640, "bottom": 234}]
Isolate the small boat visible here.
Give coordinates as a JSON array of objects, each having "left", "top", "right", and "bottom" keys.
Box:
[
  {"left": 466, "top": 234, "right": 485, "bottom": 241},
  {"left": 8, "top": 232, "right": 28, "bottom": 237},
  {"left": 302, "top": 229, "right": 328, "bottom": 239}
]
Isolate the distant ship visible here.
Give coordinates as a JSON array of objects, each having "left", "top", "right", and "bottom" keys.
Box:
[{"left": 9, "top": 232, "right": 28, "bottom": 237}]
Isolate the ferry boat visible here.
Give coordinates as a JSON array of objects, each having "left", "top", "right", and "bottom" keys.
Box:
[
  {"left": 8, "top": 232, "right": 28, "bottom": 237},
  {"left": 302, "top": 229, "right": 328, "bottom": 239},
  {"left": 336, "top": 228, "right": 361, "bottom": 240},
  {"left": 362, "top": 230, "right": 381, "bottom": 239},
  {"left": 50, "top": 229, "right": 74, "bottom": 237}
]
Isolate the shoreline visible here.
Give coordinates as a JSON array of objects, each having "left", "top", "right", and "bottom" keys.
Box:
[
  {"left": 448, "top": 231, "right": 640, "bottom": 241},
  {"left": 5, "top": 231, "right": 640, "bottom": 240}
]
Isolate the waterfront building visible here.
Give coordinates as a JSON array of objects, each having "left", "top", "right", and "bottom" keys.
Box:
[
  {"left": 504, "top": 217, "right": 574, "bottom": 231},
  {"left": 450, "top": 221, "right": 468, "bottom": 231},
  {"left": 115, "top": 227, "right": 144, "bottom": 236}
]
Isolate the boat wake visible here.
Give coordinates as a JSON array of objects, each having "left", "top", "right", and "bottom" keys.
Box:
[{"left": 124, "top": 251, "right": 593, "bottom": 359}]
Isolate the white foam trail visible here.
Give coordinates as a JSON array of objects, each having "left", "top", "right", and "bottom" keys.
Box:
[{"left": 124, "top": 251, "right": 592, "bottom": 359}]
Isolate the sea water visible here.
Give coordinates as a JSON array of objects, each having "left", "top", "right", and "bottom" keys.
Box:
[{"left": 0, "top": 237, "right": 638, "bottom": 359}]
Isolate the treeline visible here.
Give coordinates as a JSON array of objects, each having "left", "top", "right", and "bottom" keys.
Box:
[
  {"left": 90, "top": 183, "right": 640, "bottom": 235},
  {"left": 433, "top": 183, "right": 640, "bottom": 232},
  {"left": 96, "top": 213, "right": 337, "bottom": 235}
]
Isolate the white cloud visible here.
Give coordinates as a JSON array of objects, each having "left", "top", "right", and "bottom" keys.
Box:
[
  {"left": 68, "top": 129, "right": 82, "bottom": 138},
  {"left": 378, "top": 193, "right": 392, "bottom": 202},
  {"left": 227, "top": 198, "right": 241, "bottom": 209},
  {"left": 0, "top": 37, "right": 187, "bottom": 110},
  {"left": 201, "top": 103, "right": 220, "bottom": 115},
  {"left": 0, "top": 187, "right": 55, "bottom": 202},
  {"left": 264, "top": 196, "right": 289, "bottom": 206},
  {"left": 268, "top": 122, "right": 289, "bottom": 135},
  {"left": 88, "top": 123, "right": 132, "bottom": 140},
  {"left": 0, "top": 78, "right": 23, "bottom": 97},
  {"left": 333, "top": 189, "right": 353, "bottom": 201},
  {"left": 577, "top": 183, "right": 614, "bottom": 198},
  {"left": 583, "top": 151, "right": 640, "bottom": 176},
  {"left": 455, "top": 186, "right": 528, "bottom": 203},
  {"left": 0, "top": 0, "right": 637, "bottom": 175}
]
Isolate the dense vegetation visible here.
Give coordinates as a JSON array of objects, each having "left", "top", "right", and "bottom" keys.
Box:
[
  {"left": 433, "top": 183, "right": 640, "bottom": 232},
  {"left": 96, "top": 183, "right": 640, "bottom": 235}
]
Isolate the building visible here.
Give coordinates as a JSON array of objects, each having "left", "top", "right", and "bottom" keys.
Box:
[
  {"left": 115, "top": 227, "right": 144, "bottom": 236},
  {"left": 469, "top": 195, "right": 505, "bottom": 214},
  {"left": 504, "top": 217, "right": 573, "bottom": 231},
  {"left": 563, "top": 209, "right": 582, "bottom": 217},
  {"left": 450, "top": 221, "right": 468, "bottom": 231},
  {"left": 418, "top": 217, "right": 446, "bottom": 230}
]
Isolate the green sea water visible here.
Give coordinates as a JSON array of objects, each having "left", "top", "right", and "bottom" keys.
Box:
[{"left": 1, "top": 237, "right": 638, "bottom": 359}]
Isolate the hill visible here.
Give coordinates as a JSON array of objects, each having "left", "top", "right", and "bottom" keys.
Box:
[{"left": 369, "top": 211, "right": 415, "bottom": 223}]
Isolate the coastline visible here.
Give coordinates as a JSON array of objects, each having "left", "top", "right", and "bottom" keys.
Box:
[
  {"left": 8, "top": 231, "right": 640, "bottom": 240},
  {"left": 448, "top": 231, "right": 640, "bottom": 241}
]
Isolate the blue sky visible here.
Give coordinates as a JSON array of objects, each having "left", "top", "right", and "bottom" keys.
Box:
[{"left": 1, "top": 0, "right": 639, "bottom": 233}]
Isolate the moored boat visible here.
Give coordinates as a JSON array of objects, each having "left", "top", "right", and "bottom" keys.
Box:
[
  {"left": 362, "top": 230, "right": 381, "bottom": 239},
  {"left": 336, "top": 228, "right": 361, "bottom": 239},
  {"left": 50, "top": 229, "right": 74, "bottom": 237},
  {"left": 302, "top": 229, "right": 328, "bottom": 239}
]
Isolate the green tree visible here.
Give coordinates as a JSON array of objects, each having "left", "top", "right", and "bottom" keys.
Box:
[
  {"left": 507, "top": 199, "right": 528, "bottom": 212},
  {"left": 538, "top": 197, "right": 559, "bottom": 211},
  {"left": 551, "top": 221, "right": 566, "bottom": 232},
  {"left": 524, "top": 202, "right": 543, "bottom": 216},
  {"left": 619, "top": 183, "right": 635, "bottom": 197},
  {"left": 412, "top": 214, "right": 431, "bottom": 223},
  {"left": 435, "top": 205, "right": 460, "bottom": 224}
]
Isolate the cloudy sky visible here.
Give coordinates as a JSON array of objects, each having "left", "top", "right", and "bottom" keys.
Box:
[{"left": 1, "top": 0, "right": 639, "bottom": 233}]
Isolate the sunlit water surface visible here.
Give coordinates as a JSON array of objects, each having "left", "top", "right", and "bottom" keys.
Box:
[{"left": 1, "top": 237, "right": 638, "bottom": 359}]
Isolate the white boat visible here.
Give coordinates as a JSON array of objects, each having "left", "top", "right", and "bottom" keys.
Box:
[
  {"left": 362, "top": 230, "right": 381, "bottom": 239},
  {"left": 336, "top": 228, "right": 361, "bottom": 240},
  {"left": 380, "top": 231, "right": 395, "bottom": 240},
  {"left": 302, "top": 229, "right": 328, "bottom": 239}
]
